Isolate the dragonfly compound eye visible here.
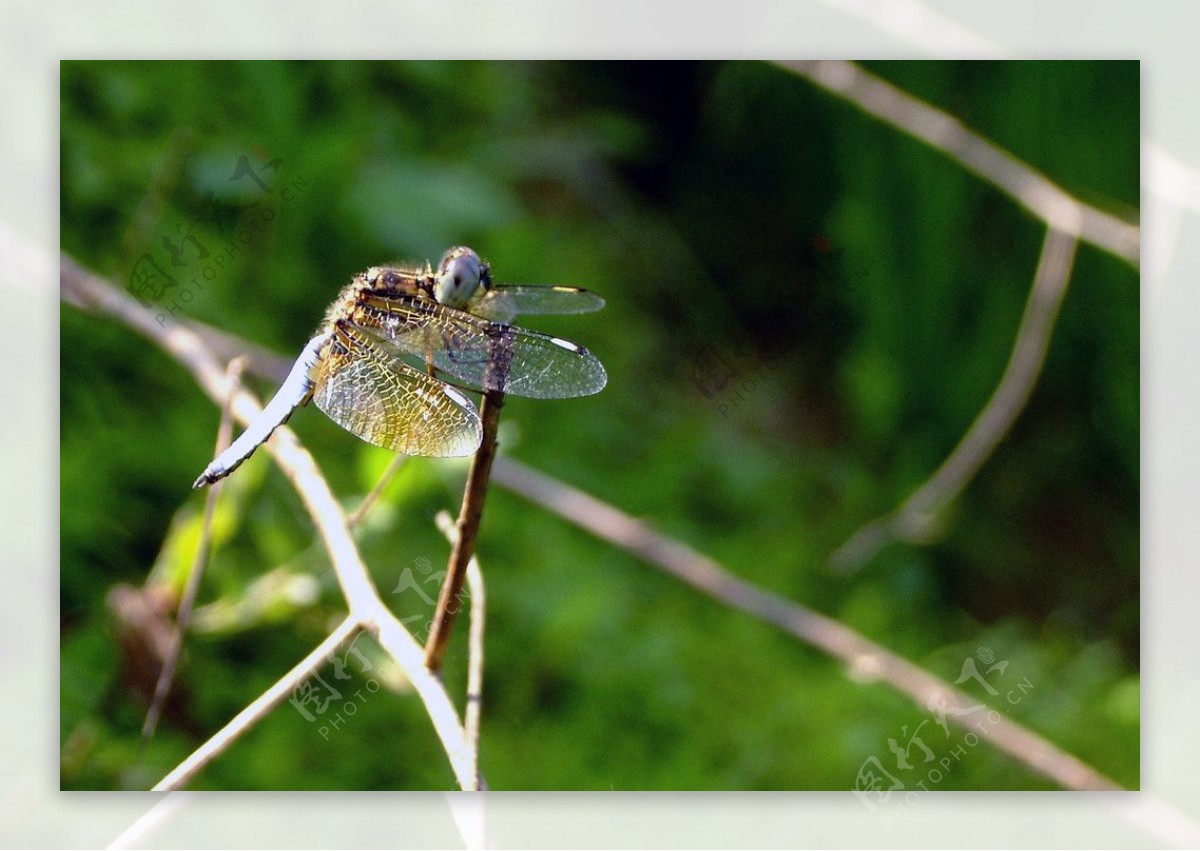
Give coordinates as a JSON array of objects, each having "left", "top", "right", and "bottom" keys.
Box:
[{"left": 435, "top": 247, "right": 483, "bottom": 307}]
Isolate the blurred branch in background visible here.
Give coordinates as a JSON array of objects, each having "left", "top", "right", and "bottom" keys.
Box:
[
  {"left": 830, "top": 226, "right": 1079, "bottom": 571},
  {"left": 139, "top": 357, "right": 245, "bottom": 752},
  {"left": 61, "top": 255, "right": 480, "bottom": 791},
  {"left": 775, "top": 60, "right": 1136, "bottom": 573},
  {"left": 780, "top": 60, "right": 1139, "bottom": 266},
  {"left": 152, "top": 616, "right": 360, "bottom": 791},
  {"left": 491, "top": 460, "right": 1119, "bottom": 791}
]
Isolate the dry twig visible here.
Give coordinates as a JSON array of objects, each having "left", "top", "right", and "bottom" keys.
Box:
[
  {"left": 775, "top": 61, "right": 1129, "bottom": 572},
  {"left": 779, "top": 60, "right": 1139, "bottom": 265},
  {"left": 829, "top": 227, "right": 1080, "bottom": 571},
  {"left": 491, "top": 456, "right": 1122, "bottom": 792},
  {"left": 152, "top": 618, "right": 360, "bottom": 791},
  {"left": 346, "top": 454, "right": 407, "bottom": 528},
  {"left": 61, "top": 255, "right": 477, "bottom": 790},
  {"left": 140, "top": 358, "right": 245, "bottom": 751}
]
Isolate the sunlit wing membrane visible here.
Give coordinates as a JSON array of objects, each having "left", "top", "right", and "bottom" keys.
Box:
[
  {"left": 311, "top": 323, "right": 482, "bottom": 457},
  {"left": 471, "top": 285, "right": 606, "bottom": 322},
  {"left": 355, "top": 297, "right": 607, "bottom": 399}
]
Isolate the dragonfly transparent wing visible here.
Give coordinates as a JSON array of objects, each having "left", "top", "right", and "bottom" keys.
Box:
[
  {"left": 311, "top": 323, "right": 482, "bottom": 457},
  {"left": 471, "top": 285, "right": 606, "bottom": 323},
  {"left": 358, "top": 295, "right": 608, "bottom": 399}
]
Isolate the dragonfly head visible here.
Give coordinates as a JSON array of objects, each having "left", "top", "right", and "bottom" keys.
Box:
[{"left": 435, "top": 246, "right": 489, "bottom": 307}]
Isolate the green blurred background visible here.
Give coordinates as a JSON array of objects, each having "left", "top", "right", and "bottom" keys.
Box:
[{"left": 60, "top": 60, "right": 1138, "bottom": 791}]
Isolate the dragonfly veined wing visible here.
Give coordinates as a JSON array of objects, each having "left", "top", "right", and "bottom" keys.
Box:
[
  {"left": 356, "top": 295, "right": 608, "bottom": 399},
  {"left": 471, "top": 285, "right": 606, "bottom": 323},
  {"left": 311, "top": 322, "right": 482, "bottom": 457}
]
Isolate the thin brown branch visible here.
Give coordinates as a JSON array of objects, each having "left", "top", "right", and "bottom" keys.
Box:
[
  {"left": 140, "top": 358, "right": 246, "bottom": 750},
  {"left": 491, "top": 456, "right": 1122, "bottom": 792},
  {"left": 62, "top": 254, "right": 476, "bottom": 790},
  {"left": 829, "top": 226, "right": 1079, "bottom": 572},
  {"left": 779, "top": 60, "right": 1138, "bottom": 267},
  {"left": 153, "top": 617, "right": 360, "bottom": 791},
  {"left": 424, "top": 389, "right": 504, "bottom": 672}
]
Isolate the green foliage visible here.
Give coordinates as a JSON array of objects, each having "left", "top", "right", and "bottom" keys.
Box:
[{"left": 60, "top": 61, "right": 1138, "bottom": 790}]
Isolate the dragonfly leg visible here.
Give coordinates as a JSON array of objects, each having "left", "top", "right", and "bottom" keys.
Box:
[{"left": 425, "top": 338, "right": 437, "bottom": 377}]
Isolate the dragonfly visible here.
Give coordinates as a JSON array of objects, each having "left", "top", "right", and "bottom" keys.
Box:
[{"left": 193, "top": 246, "right": 606, "bottom": 487}]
